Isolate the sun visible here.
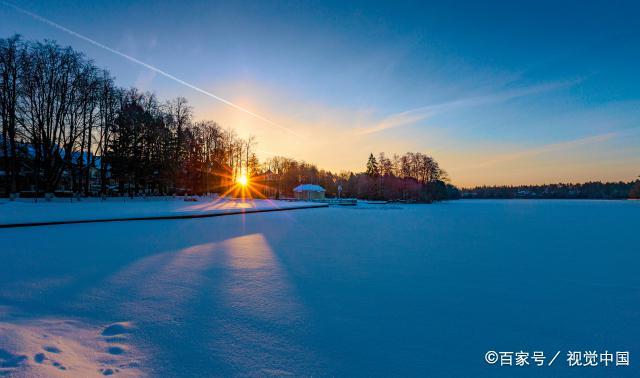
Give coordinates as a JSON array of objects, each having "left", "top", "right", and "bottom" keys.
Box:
[{"left": 237, "top": 174, "right": 248, "bottom": 187}]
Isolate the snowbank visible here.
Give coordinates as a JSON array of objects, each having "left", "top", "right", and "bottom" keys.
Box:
[{"left": 0, "top": 198, "right": 326, "bottom": 227}]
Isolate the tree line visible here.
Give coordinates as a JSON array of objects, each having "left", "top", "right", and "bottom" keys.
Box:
[
  {"left": 463, "top": 180, "right": 640, "bottom": 199},
  {"left": 262, "top": 152, "right": 459, "bottom": 202},
  {"left": 1, "top": 34, "right": 458, "bottom": 201},
  {"left": 0, "top": 35, "right": 258, "bottom": 197}
]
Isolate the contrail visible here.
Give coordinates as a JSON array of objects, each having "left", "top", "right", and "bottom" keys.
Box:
[{"left": 1, "top": 1, "right": 303, "bottom": 138}]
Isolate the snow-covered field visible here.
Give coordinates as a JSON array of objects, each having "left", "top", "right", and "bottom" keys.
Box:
[
  {"left": 0, "top": 200, "right": 638, "bottom": 376},
  {"left": 0, "top": 198, "right": 325, "bottom": 226}
]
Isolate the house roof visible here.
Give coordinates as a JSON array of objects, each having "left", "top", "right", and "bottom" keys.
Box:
[
  {"left": 293, "top": 184, "right": 325, "bottom": 192},
  {"left": 0, "top": 137, "right": 105, "bottom": 169}
]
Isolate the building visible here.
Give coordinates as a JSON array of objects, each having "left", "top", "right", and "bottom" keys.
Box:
[{"left": 293, "top": 184, "right": 326, "bottom": 200}]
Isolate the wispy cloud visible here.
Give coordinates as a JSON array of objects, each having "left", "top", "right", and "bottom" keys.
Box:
[
  {"left": 460, "top": 127, "right": 640, "bottom": 170},
  {"left": 355, "top": 81, "right": 578, "bottom": 135},
  {"left": 0, "top": 1, "right": 303, "bottom": 138}
]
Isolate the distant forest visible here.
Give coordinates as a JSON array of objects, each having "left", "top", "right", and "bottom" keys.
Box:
[
  {"left": 0, "top": 35, "right": 457, "bottom": 201},
  {"left": 463, "top": 181, "right": 640, "bottom": 199}
]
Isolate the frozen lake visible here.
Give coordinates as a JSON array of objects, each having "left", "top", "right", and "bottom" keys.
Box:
[{"left": 1, "top": 200, "right": 638, "bottom": 376}]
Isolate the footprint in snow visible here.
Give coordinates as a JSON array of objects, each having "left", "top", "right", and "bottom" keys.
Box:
[
  {"left": 43, "top": 345, "right": 61, "bottom": 353},
  {"left": 107, "top": 346, "right": 125, "bottom": 355},
  {"left": 33, "top": 353, "right": 46, "bottom": 363},
  {"left": 0, "top": 348, "right": 28, "bottom": 369},
  {"left": 101, "top": 322, "right": 133, "bottom": 336}
]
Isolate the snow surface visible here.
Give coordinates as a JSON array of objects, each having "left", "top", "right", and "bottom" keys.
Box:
[
  {"left": 0, "top": 200, "right": 639, "bottom": 376},
  {"left": 0, "top": 198, "right": 324, "bottom": 226}
]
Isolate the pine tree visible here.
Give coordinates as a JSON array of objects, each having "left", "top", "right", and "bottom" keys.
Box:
[
  {"left": 365, "top": 153, "right": 379, "bottom": 177},
  {"left": 630, "top": 176, "right": 640, "bottom": 199}
]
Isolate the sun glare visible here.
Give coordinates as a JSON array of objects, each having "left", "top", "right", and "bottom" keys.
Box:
[{"left": 237, "top": 174, "right": 248, "bottom": 187}]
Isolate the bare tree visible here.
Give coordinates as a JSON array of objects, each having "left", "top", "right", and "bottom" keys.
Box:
[{"left": 0, "top": 35, "right": 22, "bottom": 195}]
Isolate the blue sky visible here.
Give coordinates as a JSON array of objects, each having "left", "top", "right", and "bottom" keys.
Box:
[{"left": 1, "top": 0, "right": 639, "bottom": 186}]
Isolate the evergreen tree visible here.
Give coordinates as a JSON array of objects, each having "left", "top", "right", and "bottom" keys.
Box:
[
  {"left": 365, "top": 153, "right": 379, "bottom": 177},
  {"left": 630, "top": 177, "right": 640, "bottom": 199}
]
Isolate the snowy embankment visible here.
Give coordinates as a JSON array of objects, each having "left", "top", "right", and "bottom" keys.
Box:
[{"left": 0, "top": 197, "right": 326, "bottom": 227}]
